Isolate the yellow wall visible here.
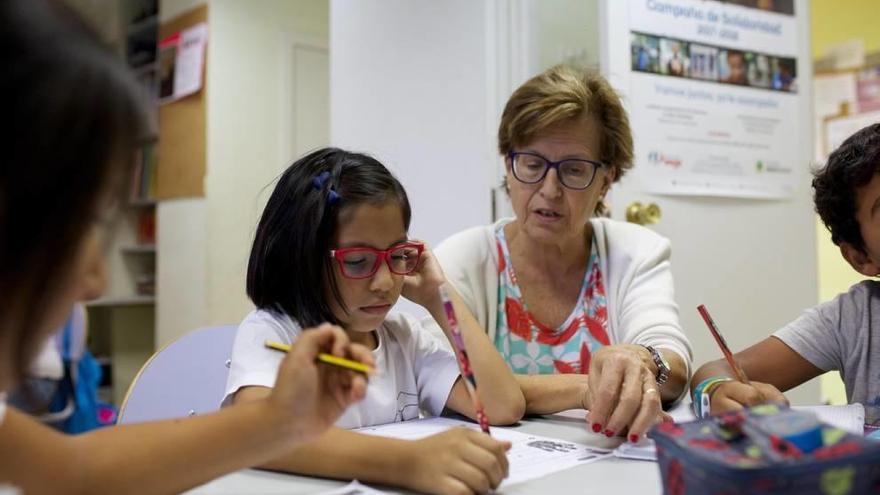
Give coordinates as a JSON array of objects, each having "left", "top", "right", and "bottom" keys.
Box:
[
  {"left": 811, "top": 0, "right": 880, "bottom": 59},
  {"left": 811, "top": 0, "right": 880, "bottom": 404}
]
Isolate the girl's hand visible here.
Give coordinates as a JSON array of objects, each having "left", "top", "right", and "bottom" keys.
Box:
[
  {"left": 401, "top": 241, "right": 447, "bottom": 309},
  {"left": 268, "top": 324, "right": 374, "bottom": 443},
  {"left": 709, "top": 380, "right": 788, "bottom": 414},
  {"left": 585, "top": 344, "right": 663, "bottom": 442},
  {"left": 404, "top": 428, "right": 512, "bottom": 494}
]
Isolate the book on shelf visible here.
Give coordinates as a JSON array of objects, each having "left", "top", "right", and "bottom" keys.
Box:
[
  {"left": 129, "top": 143, "right": 158, "bottom": 202},
  {"left": 137, "top": 209, "right": 156, "bottom": 244}
]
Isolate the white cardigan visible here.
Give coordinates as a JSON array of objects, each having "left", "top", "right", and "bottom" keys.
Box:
[{"left": 432, "top": 218, "right": 693, "bottom": 379}]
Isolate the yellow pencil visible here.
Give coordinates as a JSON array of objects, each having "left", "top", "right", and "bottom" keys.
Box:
[{"left": 264, "top": 340, "right": 374, "bottom": 375}]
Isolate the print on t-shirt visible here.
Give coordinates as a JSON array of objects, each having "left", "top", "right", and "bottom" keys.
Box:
[{"left": 396, "top": 391, "right": 419, "bottom": 422}]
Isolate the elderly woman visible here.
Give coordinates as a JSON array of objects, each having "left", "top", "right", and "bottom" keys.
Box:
[{"left": 435, "top": 65, "right": 693, "bottom": 442}]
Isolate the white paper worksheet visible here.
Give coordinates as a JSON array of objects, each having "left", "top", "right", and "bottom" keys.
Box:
[
  {"left": 315, "top": 480, "right": 389, "bottom": 495},
  {"left": 355, "top": 417, "right": 613, "bottom": 488}
]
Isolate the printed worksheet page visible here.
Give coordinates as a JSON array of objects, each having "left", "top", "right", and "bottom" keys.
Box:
[{"left": 356, "top": 417, "right": 613, "bottom": 488}]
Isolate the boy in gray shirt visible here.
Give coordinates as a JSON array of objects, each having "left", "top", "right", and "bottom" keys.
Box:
[{"left": 691, "top": 123, "right": 880, "bottom": 426}]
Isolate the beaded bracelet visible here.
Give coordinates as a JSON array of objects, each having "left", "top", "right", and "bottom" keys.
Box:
[{"left": 692, "top": 376, "right": 733, "bottom": 418}]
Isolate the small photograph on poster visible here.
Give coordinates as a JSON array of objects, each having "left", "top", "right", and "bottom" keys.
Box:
[
  {"left": 719, "top": 49, "right": 748, "bottom": 86},
  {"left": 770, "top": 57, "right": 797, "bottom": 91},
  {"left": 631, "top": 33, "right": 660, "bottom": 73},
  {"left": 746, "top": 53, "right": 771, "bottom": 88},
  {"left": 689, "top": 44, "right": 718, "bottom": 81},
  {"left": 660, "top": 39, "right": 689, "bottom": 77},
  {"left": 719, "top": 0, "right": 794, "bottom": 15}
]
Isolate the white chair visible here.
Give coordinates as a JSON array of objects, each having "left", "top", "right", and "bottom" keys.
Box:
[{"left": 118, "top": 325, "right": 238, "bottom": 424}]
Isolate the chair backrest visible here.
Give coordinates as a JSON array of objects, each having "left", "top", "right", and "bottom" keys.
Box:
[{"left": 118, "top": 325, "right": 238, "bottom": 425}]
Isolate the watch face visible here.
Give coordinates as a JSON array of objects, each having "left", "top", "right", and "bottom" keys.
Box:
[{"left": 659, "top": 354, "right": 671, "bottom": 372}]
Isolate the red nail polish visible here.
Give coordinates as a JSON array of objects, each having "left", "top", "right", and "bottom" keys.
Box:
[
  {"left": 629, "top": 434, "right": 639, "bottom": 443},
  {"left": 592, "top": 423, "right": 602, "bottom": 433},
  {"left": 604, "top": 429, "right": 615, "bottom": 438}
]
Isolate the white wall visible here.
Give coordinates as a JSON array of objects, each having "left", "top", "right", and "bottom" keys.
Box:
[
  {"left": 156, "top": 0, "right": 329, "bottom": 345},
  {"left": 493, "top": 0, "right": 604, "bottom": 219},
  {"left": 205, "top": 0, "right": 329, "bottom": 328},
  {"left": 155, "top": 0, "right": 208, "bottom": 346},
  {"left": 330, "top": 0, "right": 494, "bottom": 246},
  {"left": 529, "top": 0, "right": 600, "bottom": 73},
  {"left": 157, "top": 199, "right": 207, "bottom": 345}
]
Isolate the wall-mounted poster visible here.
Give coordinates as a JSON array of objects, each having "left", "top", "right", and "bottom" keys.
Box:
[{"left": 627, "top": 0, "right": 799, "bottom": 198}]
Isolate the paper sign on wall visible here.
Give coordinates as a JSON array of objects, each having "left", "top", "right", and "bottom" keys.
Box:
[
  {"left": 158, "top": 22, "right": 207, "bottom": 104},
  {"left": 627, "top": 0, "right": 800, "bottom": 198}
]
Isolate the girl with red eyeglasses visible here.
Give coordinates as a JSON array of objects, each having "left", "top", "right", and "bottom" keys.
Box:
[{"left": 225, "top": 147, "right": 525, "bottom": 494}]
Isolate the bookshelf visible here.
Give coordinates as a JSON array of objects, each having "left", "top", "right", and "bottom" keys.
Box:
[{"left": 86, "top": 0, "right": 160, "bottom": 406}]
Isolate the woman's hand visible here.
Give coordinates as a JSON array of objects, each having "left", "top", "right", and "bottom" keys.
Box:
[
  {"left": 584, "top": 344, "right": 664, "bottom": 442},
  {"left": 401, "top": 241, "right": 447, "bottom": 309},
  {"left": 268, "top": 324, "right": 374, "bottom": 443},
  {"left": 709, "top": 381, "right": 788, "bottom": 414},
  {"left": 403, "top": 428, "right": 511, "bottom": 494}
]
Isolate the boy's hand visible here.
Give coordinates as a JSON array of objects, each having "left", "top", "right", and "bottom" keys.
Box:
[
  {"left": 709, "top": 380, "right": 788, "bottom": 414},
  {"left": 401, "top": 241, "right": 447, "bottom": 309},
  {"left": 269, "top": 324, "right": 374, "bottom": 443},
  {"left": 404, "top": 428, "right": 511, "bottom": 495}
]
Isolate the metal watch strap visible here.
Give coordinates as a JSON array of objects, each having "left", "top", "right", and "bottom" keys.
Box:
[{"left": 644, "top": 345, "right": 670, "bottom": 385}]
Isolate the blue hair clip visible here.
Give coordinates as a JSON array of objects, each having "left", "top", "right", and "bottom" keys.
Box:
[
  {"left": 312, "top": 171, "right": 331, "bottom": 190},
  {"left": 312, "top": 170, "right": 341, "bottom": 205}
]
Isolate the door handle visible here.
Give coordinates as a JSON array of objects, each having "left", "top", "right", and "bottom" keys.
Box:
[{"left": 625, "top": 201, "right": 661, "bottom": 226}]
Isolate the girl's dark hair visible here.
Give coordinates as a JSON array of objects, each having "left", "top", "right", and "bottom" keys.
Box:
[
  {"left": 247, "top": 148, "right": 411, "bottom": 328},
  {"left": 0, "top": 0, "right": 151, "bottom": 382},
  {"left": 813, "top": 123, "right": 880, "bottom": 250}
]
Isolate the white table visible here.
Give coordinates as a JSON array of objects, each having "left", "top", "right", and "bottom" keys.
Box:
[{"left": 186, "top": 411, "right": 664, "bottom": 494}]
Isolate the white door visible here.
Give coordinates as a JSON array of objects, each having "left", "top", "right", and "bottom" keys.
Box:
[
  {"left": 598, "top": 0, "right": 818, "bottom": 404},
  {"left": 280, "top": 33, "right": 329, "bottom": 165}
]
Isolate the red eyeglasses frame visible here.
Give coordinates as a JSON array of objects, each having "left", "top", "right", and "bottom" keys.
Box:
[{"left": 329, "top": 242, "right": 424, "bottom": 279}]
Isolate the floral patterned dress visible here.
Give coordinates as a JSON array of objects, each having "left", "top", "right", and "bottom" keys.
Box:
[{"left": 494, "top": 224, "right": 610, "bottom": 375}]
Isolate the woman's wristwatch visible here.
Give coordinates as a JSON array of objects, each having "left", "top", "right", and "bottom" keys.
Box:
[{"left": 643, "top": 345, "right": 671, "bottom": 386}]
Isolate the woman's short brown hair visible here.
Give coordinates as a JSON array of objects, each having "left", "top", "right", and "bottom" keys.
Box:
[{"left": 498, "top": 65, "right": 634, "bottom": 183}]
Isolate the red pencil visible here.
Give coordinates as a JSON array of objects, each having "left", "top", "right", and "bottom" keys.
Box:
[
  {"left": 697, "top": 304, "right": 750, "bottom": 385},
  {"left": 439, "top": 285, "right": 491, "bottom": 435}
]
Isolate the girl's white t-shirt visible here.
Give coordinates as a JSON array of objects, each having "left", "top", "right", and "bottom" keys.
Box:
[
  {"left": 224, "top": 309, "right": 461, "bottom": 429},
  {"left": 29, "top": 338, "right": 63, "bottom": 380}
]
